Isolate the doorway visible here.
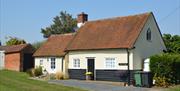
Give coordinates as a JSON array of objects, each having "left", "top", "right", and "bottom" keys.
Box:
[{"left": 87, "top": 58, "right": 95, "bottom": 80}]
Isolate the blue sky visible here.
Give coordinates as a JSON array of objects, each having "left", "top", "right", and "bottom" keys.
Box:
[{"left": 0, "top": 0, "right": 180, "bottom": 44}]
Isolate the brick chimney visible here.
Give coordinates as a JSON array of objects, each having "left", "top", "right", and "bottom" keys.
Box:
[{"left": 77, "top": 12, "right": 88, "bottom": 28}]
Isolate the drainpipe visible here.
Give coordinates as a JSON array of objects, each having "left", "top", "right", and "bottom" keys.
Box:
[
  {"left": 62, "top": 57, "right": 64, "bottom": 72},
  {"left": 126, "top": 46, "right": 136, "bottom": 86},
  {"left": 126, "top": 48, "right": 130, "bottom": 86}
]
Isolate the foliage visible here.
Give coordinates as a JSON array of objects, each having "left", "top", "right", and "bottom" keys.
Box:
[
  {"left": 41, "top": 11, "right": 77, "bottom": 38},
  {"left": 163, "top": 34, "right": 180, "bottom": 54},
  {"left": 150, "top": 53, "right": 180, "bottom": 87},
  {"left": 49, "top": 74, "right": 56, "bottom": 80},
  {"left": 26, "top": 68, "right": 35, "bottom": 77},
  {"left": 153, "top": 75, "right": 170, "bottom": 87},
  {"left": 32, "top": 40, "right": 46, "bottom": 50},
  {"left": 55, "top": 71, "right": 64, "bottom": 80},
  {"left": 6, "top": 36, "right": 26, "bottom": 46},
  {"left": 0, "top": 70, "right": 86, "bottom": 91},
  {"left": 34, "top": 66, "right": 43, "bottom": 76}
]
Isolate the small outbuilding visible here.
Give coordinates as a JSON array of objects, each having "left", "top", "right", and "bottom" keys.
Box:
[{"left": 0, "top": 44, "right": 34, "bottom": 71}]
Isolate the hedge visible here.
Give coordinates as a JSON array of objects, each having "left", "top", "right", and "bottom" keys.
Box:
[{"left": 150, "top": 53, "right": 180, "bottom": 86}]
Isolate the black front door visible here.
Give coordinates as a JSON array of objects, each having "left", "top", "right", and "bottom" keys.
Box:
[{"left": 87, "top": 59, "right": 95, "bottom": 80}]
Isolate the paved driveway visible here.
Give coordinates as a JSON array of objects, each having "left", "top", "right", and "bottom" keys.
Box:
[{"left": 49, "top": 80, "right": 165, "bottom": 91}]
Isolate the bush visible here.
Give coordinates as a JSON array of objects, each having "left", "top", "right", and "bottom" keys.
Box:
[
  {"left": 34, "top": 66, "right": 43, "bottom": 76},
  {"left": 26, "top": 68, "right": 35, "bottom": 77},
  {"left": 173, "top": 55, "right": 180, "bottom": 84},
  {"left": 150, "top": 53, "right": 180, "bottom": 86},
  {"left": 49, "top": 74, "right": 56, "bottom": 80},
  {"left": 153, "top": 76, "right": 170, "bottom": 87},
  {"left": 55, "top": 71, "right": 64, "bottom": 80}
]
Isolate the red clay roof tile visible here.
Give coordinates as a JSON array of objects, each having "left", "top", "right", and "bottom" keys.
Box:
[
  {"left": 66, "top": 12, "right": 151, "bottom": 51},
  {"left": 33, "top": 33, "right": 74, "bottom": 57},
  {"left": 0, "top": 44, "right": 32, "bottom": 53}
]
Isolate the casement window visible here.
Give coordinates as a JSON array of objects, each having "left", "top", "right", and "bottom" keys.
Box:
[
  {"left": 147, "top": 28, "right": 151, "bottom": 41},
  {"left": 105, "top": 58, "right": 116, "bottom": 68},
  {"left": 73, "top": 58, "right": 80, "bottom": 68},
  {"left": 51, "top": 58, "right": 56, "bottom": 69},
  {"left": 40, "top": 60, "right": 43, "bottom": 65}
]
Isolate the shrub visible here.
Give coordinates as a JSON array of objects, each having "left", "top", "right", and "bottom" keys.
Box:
[
  {"left": 173, "top": 55, "right": 180, "bottom": 84},
  {"left": 26, "top": 68, "right": 35, "bottom": 77},
  {"left": 153, "top": 76, "right": 170, "bottom": 87},
  {"left": 150, "top": 53, "right": 180, "bottom": 86},
  {"left": 55, "top": 71, "right": 64, "bottom": 80},
  {"left": 49, "top": 74, "right": 56, "bottom": 80},
  {"left": 34, "top": 66, "right": 43, "bottom": 76}
]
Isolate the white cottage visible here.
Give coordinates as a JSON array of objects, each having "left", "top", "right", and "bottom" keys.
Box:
[
  {"left": 64, "top": 12, "right": 166, "bottom": 81},
  {"left": 33, "top": 34, "right": 74, "bottom": 74},
  {"left": 33, "top": 12, "right": 166, "bottom": 82}
]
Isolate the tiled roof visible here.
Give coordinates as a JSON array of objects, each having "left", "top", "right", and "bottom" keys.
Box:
[
  {"left": 66, "top": 12, "right": 151, "bottom": 51},
  {"left": 33, "top": 33, "right": 74, "bottom": 57},
  {"left": 0, "top": 44, "right": 31, "bottom": 53}
]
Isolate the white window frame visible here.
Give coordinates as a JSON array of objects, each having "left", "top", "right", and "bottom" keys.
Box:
[
  {"left": 105, "top": 57, "right": 116, "bottom": 68},
  {"left": 40, "top": 60, "right": 43, "bottom": 65},
  {"left": 73, "top": 58, "right": 80, "bottom": 68},
  {"left": 50, "top": 58, "right": 56, "bottom": 69}
]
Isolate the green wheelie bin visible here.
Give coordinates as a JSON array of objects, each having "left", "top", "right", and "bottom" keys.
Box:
[{"left": 134, "top": 71, "right": 142, "bottom": 87}]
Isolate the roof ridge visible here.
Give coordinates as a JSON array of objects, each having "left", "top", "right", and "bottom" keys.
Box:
[
  {"left": 87, "top": 12, "right": 152, "bottom": 23},
  {"left": 50, "top": 33, "right": 75, "bottom": 37}
]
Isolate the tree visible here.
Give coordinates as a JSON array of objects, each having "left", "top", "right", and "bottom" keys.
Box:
[
  {"left": 41, "top": 11, "right": 77, "bottom": 38},
  {"left": 163, "top": 34, "right": 180, "bottom": 54},
  {"left": 6, "top": 36, "right": 26, "bottom": 46},
  {"left": 32, "top": 40, "right": 45, "bottom": 50}
]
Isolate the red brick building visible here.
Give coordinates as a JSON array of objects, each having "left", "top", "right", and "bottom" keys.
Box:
[{"left": 0, "top": 44, "right": 34, "bottom": 71}]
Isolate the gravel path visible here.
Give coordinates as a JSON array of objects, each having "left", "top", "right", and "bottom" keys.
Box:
[{"left": 48, "top": 80, "right": 165, "bottom": 91}]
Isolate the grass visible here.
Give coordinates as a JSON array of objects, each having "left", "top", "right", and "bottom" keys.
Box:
[
  {"left": 0, "top": 70, "right": 87, "bottom": 91},
  {"left": 167, "top": 85, "right": 180, "bottom": 91}
]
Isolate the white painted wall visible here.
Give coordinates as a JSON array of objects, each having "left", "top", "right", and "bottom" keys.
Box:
[
  {"left": 35, "top": 57, "right": 63, "bottom": 73},
  {"left": 68, "top": 49, "right": 134, "bottom": 70},
  {"left": 133, "top": 14, "right": 166, "bottom": 70},
  {"left": 0, "top": 51, "right": 5, "bottom": 70}
]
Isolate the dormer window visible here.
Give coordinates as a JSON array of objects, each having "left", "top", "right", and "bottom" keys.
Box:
[{"left": 147, "top": 28, "right": 151, "bottom": 41}]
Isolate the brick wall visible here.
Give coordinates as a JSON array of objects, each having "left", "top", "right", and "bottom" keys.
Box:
[{"left": 5, "top": 53, "right": 21, "bottom": 71}]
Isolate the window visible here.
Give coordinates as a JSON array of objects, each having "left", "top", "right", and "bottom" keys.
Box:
[
  {"left": 40, "top": 60, "right": 43, "bottom": 65},
  {"left": 147, "top": 28, "right": 151, "bottom": 41},
  {"left": 73, "top": 58, "right": 80, "bottom": 68},
  {"left": 105, "top": 58, "right": 115, "bottom": 68},
  {"left": 51, "top": 58, "right": 56, "bottom": 69}
]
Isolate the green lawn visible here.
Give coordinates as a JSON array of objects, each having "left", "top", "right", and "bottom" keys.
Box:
[
  {"left": 167, "top": 85, "right": 180, "bottom": 91},
  {"left": 0, "top": 70, "right": 87, "bottom": 91}
]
